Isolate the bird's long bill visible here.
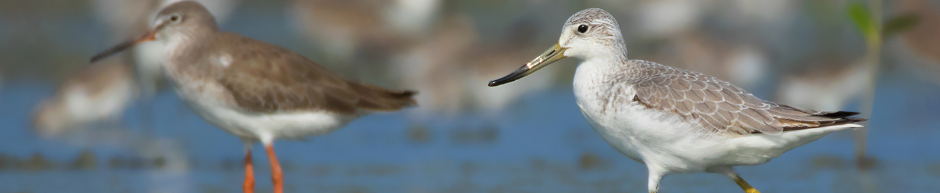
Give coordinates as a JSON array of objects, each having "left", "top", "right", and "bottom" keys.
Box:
[
  {"left": 488, "top": 43, "right": 567, "bottom": 87},
  {"left": 90, "top": 30, "right": 157, "bottom": 63}
]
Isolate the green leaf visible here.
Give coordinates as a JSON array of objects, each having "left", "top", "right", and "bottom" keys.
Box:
[
  {"left": 848, "top": 2, "right": 878, "bottom": 43},
  {"left": 883, "top": 13, "right": 920, "bottom": 38}
]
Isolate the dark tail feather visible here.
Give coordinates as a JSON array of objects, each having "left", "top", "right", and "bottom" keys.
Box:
[
  {"left": 349, "top": 82, "right": 418, "bottom": 112},
  {"left": 814, "top": 111, "right": 860, "bottom": 119},
  {"left": 813, "top": 111, "right": 868, "bottom": 124},
  {"left": 383, "top": 90, "right": 419, "bottom": 108},
  {"left": 781, "top": 111, "right": 867, "bottom": 131}
]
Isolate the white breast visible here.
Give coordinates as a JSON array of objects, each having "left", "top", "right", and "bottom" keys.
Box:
[{"left": 573, "top": 59, "right": 730, "bottom": 172}]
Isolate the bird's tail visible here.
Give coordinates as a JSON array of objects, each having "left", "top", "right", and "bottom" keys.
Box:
[{"left": 348, "top": 81, "right": 418, "bottom": 112}]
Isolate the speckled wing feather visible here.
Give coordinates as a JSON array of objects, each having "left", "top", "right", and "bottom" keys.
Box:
[
  {"left": 628, "top": 60, "right": 865, "bottom": 136},
  {"left": 211, "top": 33, "right": 416, "bottom": 114}
]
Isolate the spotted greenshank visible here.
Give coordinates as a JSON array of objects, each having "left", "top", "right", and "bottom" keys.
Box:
[{"left": 488, "top": 8, "right": 867, "bottom": 193}]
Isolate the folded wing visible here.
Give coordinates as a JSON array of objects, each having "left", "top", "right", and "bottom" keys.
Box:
[
  {"left": 629, "top": 60, "right": 866, "bottom": 136},
  {"left": 212, "top": 33, "right": 416, "bottom": 115}
]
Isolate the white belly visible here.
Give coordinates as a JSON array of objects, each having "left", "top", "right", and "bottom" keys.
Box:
[
  {"left": 187, "top": 100, "right": 355, "bottom": 143},
  {"left": 576, "top": 96, "right": 712, "bottom": 172}
]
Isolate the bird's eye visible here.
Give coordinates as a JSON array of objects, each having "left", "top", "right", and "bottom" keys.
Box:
[
  {"left": 169, "top": 14, "right": 181, "bottom": 23},
  {"left": 577, "top": 24, "right": 589, "bottom": 33}
]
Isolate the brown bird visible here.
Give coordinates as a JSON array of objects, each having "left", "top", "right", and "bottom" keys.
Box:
[
  {"left": 288, "top": 0, "right": 440, "bottom": 62},
  {"left": 90, "top": 1, "right": 417, "bottom": 193}
]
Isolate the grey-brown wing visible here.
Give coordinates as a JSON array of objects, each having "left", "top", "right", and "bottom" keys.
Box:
[
  {"left": 213, "top": 33, "right": 415, "bottom": 114},
  {"left": 630, "top": 61, "right": 865, "bottom": 136}
]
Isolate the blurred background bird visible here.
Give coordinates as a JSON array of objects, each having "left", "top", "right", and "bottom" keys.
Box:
[
  {"left": 32, "top": 56, "right": 136, "bottom": 137},
  {"left": 287, "top": 0, "right": 440, "bottom": 79}
]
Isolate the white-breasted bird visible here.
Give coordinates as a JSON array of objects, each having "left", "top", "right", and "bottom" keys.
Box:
[{"left": 488, "top": 8, "right": 866, "bottom": 193}]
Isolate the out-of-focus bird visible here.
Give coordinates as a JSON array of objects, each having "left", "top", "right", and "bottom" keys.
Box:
[
  {"left": 634, "top": 0, "right": 795, "bottom": 38},
  {"left": 892, "top": 0, "right": 940, "bottom": 85},
  {"left": 633, "top": 0, "right": 785, "bottom": 90},
  {"left": 776, "top": 58, "right": 871, "bottom": 111},
  {"left": 635, "top": 0, "right": 702, "bottom": 38},
  {"left": 287, "top": 0, "right": 440, "bottom": 64},
  {"left": 390, "top": 14, "right": 477, "bottom": 116},
  {"left": 390, "top": 14, "right": 555, "bottom": 118},
  {"left": 647, "top": 31, "right": 770, "bottom": 90},
  {"left": 32, "top": 57, "right": 137, "bottom": 137},
  {"left": 897, "top": 0, "right": 940, "bottom": 65}
]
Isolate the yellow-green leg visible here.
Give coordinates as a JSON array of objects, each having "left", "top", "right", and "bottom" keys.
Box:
[
  {"left": 647, "top": 166, "right": 666, "bottom": 193},
  {"left": 730, "top": 174, "right": 761, "bottom": 193}
]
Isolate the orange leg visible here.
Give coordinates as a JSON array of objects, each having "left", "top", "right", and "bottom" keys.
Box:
[
  {"left": 244, "top": 150, "right": 255, "bottom": 193},
  {"left": 265, "top": 144, "right": 283, "bottom": 193}
]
